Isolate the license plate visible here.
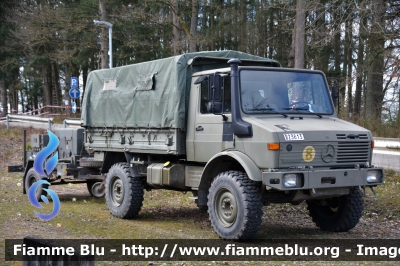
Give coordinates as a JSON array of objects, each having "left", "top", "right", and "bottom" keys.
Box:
[{"left": 283, "top": 133, "right": 304, "bottom": 141}]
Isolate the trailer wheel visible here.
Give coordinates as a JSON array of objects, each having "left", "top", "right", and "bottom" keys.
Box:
[
  {"left": 25, "top": 168, "right": 47, "bottom": 201},
  {"left": 87, "top": 181, "right": 105, "bottom": 198},
  {"left": 306, "top": 187, "right": 364, "bottom": 232},
  {"left": 207, "top": 171, "right": 263, "bottom": 240},
  {"left": 105, "top": 163, "right": 144, "bottom": 218},
  {"left": 80, "top": 158, "right": 103, "bottom": 168}
]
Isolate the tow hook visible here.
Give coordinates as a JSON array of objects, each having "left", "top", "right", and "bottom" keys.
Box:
[{"left": 361, "top": 186, "right": 377, "bottom": 198}]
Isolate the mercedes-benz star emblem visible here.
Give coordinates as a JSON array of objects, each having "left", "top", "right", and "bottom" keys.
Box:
[{"left": 321, "top": 144, "right": 335, "bottom": 163}]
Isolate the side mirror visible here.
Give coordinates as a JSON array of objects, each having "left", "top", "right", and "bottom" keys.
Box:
[
  {"left": 208, "top": 74, "right": 222, "bottom": 101},
  {"left": 331, "top": 85, "right": 338, "bottom": 107},
  {"left": 207, "top": 101, "right": 222, "bottom": 113},
  {"left": 331, "top": 85, "right": 338, "bottom": 99}
]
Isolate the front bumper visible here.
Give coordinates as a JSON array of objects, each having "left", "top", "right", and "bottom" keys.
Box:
[{"left": 262, "top": 167, "right": 384, "bottom": 191}]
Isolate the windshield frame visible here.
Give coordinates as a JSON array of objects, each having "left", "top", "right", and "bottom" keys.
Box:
[{"left": 238, "top": 67, "right": 335, "bottom": 116}]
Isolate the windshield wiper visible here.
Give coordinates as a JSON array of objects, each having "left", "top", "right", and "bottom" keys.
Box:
[
  {"left": 302, "top": 110, "right": 323, "bottom": 118},
  {"left": 247, "top": 108, "right": 288, "bottom": 118},
  {"left": 282, "top": 107, "right": 323, "bottom": 118},
  {"left": 282, "top": 107, "right": 309, "bottom": 110}
]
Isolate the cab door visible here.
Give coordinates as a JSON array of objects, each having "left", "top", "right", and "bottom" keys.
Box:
[{"left": 193, "top": 75, "right": 233, "bottom": 163}]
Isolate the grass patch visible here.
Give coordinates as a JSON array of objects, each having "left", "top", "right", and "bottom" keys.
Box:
[{"left": 372, "top": 170, "right": 400, "bottom": 218}]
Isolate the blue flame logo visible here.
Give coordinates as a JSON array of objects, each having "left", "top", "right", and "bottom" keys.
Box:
[
  {"left": 28, "top": 180, "right": 60, "bottom": 220},
  {"left": 28, "top": 130, "right": 61, "bottom": 220},
  {"left": 33, "top": 130, "right": 59, "bottom": 177}
]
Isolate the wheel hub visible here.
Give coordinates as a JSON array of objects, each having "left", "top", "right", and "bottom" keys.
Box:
[
  {"left": 215, "top": 189, "right": 238, "bottom": 227},
  {"left": 111, "top": 177, "right": 124, "bottom": 206}
]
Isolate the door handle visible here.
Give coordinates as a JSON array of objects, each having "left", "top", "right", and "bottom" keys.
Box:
[{"left": 196, "top": 126, "right": 204, "bottom": 131}]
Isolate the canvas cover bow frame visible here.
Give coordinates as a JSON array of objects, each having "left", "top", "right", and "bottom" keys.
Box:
[{"left": 81, "top": 50, "right": 279, "bottom": 129}]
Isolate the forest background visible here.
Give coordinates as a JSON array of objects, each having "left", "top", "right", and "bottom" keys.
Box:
[{"left": 0, "top": 0, "right": 399, "bottom": 133}]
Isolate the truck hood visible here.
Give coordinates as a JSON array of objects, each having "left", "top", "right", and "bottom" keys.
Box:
[
  {"left": 246, "top": 115, "right": 373, "bottom": 167},
  {"left": 246, "top": 115, "right": 372, "bottom": 141}
]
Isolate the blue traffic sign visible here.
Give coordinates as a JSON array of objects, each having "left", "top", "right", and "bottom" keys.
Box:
[
  {"left": 72, "top": 102, "right": 76, "bottom": 113},
  {"left": 69, "top": 88, "right": 80, "bottom": 99},
  {"left": 71, "top": 77, "right": 78, "bottom": 89}
]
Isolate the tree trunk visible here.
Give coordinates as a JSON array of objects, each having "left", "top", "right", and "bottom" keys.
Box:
[
  {"left": 294, "top": 0, "right": 305, "bottom": 69},
  {"left": 42, "top": 61, "right": 51, "bottom": 112},
  {"left": 189, "top": 0, "right": 199, "bottom": 52},
  {"left": 0, "top": 78, "right": 7, "bottom": 117},
  {"left": 171, "top": 0, "right": 181, "bottom": 55},
  {"left": 314, "top": 0, "right": 325, "bottom": 71},
  {"left": 52, "top": 62, "right": 61, "bottom": 112},
  {"left": 267, "top": 1, "right": 274, "bottom": 59},
  {"left": 346, "top": 17, "right": 354, "bottom": 116},
  {"left": 99, "top": 0, "right": 109, "bottom": 69},
  {"left": 354, "top": 0, "right": 366, "bottom": 117},
  {"left": 288, "top": 14, "right": 296, "bottom": 69},
  {"left": 9, "top": 80, "right": 18, "bottom": 113},
  {"left": 365, "top": 0, "right": 385, "bottom": 119},
  {"left": 343, "top": 15, "right": 350, "bottom": 115},
  {"left": 65, "top": 62, "right": 71, "bottom": 116},
  {"left": 238, "top": 0, "right": 247, "bottom": 51}
]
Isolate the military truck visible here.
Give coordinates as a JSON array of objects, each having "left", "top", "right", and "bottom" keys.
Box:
[{"left": 22, "top": 50, "right": 384, "bottom": 240}]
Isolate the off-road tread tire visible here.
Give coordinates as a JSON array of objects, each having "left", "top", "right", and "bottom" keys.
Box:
[
  {"left": 306, "top": 187, "right": 364, "bottom": 232},
  {"left": 25, "top": 168, "right": 48, "bottom": 201},
  {"left": 207, "top": 171, "right": 263, "bottom": 240},
  {"left": 105, "top": 163, "right": 144, "bottom": 219},
  {"left": 80, "top": 157, "right": 103, "bottom": 168}
]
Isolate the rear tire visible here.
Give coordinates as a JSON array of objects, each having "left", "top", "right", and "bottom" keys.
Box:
[
  {"left": 207, "top": 171, "right": 263, "bottom": 240},
  {"left": 105, "top": 163, "right": 144, "bottom": 218},
  {"left": 306, "top": 187, "right": 364, "bottom": 232},
  {"left": 25, "top": 168, "right": 47, "bottom": 201}
]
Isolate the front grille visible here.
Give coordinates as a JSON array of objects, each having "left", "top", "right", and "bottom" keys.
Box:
[
  {"left": 336, "top": 133, "right": 368, "bottom": 140},
  {"left": 337, "top": 142, "right": 370, "bottom": 163}
]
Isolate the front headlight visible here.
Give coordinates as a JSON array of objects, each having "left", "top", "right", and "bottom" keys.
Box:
[
  {"left": 283, "top": 173, "right": 300, "bottom": 188},
  {"left": 367, "top": 170, "right": 381, "bottom": 183}
]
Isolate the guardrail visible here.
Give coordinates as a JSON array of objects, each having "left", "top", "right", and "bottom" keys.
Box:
[
  {"left": 374, "top": 137, "right": 400, "bottom": 150},
  {"left": 1, "top": 114, "right": 82, "bottom": 130},
  {"left": 5, "top": 114, "right": 53, "bottom": 130},
  {"left": 63, "top": 119, "right": 81, "bottom": 128}
]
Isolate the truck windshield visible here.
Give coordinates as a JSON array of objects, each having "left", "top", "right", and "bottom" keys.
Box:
[{"left": 240, "top": 69, "right": 334, "bottom": 115}]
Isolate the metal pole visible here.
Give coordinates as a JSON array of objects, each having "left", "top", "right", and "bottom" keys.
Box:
[
  {"left": 48, "top": 119, "right": 52, "bottom": 131},
  {"left": 109, "top": 26, "right": 113, "bottom": 69},
  {"left": 23, "top": 130, "right": 26, "bottom": 170}
]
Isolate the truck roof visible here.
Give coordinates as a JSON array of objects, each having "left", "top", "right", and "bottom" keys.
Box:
[{"left": 81, "top": 50, "right": 280, "bottom": 129}]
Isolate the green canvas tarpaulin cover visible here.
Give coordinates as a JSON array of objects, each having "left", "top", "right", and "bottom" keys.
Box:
[{"left": 81, "top": 50, "right": 279, "bottom": 129}]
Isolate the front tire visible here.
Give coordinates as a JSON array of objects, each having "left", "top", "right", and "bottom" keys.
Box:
[
  {"left": 25, "top": 168, "right": 47, "bottom": 201},
  {"left": 306, "top": 187, "right": 364, "bottom": 232},
  {"left": 105, "top": 163, "right": 144, "bottom": 218},
  {"left": 207, "top": 171, "right": 263, "bottom": 240}
]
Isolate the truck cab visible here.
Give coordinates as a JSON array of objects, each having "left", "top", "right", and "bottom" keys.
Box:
[{"left": 185, "top": 58, "right": 383, "bottom": 239}]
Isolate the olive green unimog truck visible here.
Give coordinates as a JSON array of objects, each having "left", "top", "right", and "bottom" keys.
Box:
[{"left": 23, "top": 50, "right": 384, "bottom": 240}]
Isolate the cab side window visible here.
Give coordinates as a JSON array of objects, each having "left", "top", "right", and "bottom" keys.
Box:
[
  {"left": 223, "top": 76, "right": 231, "bottom": 113},
  {"left": 199, "top": 75, "right": 231, "bottom": 114},
  {"left": 200, "top": 79, "right": 209, "bottom": 114}
]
